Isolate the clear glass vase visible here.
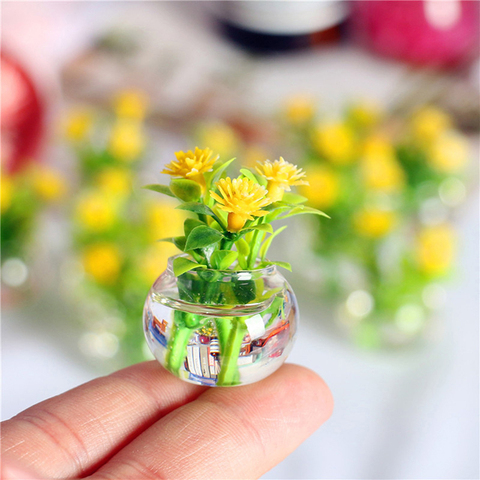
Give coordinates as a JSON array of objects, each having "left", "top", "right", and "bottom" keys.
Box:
[{"left": 143, "top": 255, "right": 298, "bottom": 386}]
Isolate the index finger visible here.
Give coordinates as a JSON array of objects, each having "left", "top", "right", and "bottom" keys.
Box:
[{"left": 1, "top": 361, "right": 206, "bottom": 479}]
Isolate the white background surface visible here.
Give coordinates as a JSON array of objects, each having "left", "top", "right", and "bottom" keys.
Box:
[{"left": 2, "top": 3, "right": 479, "bottom": 479}]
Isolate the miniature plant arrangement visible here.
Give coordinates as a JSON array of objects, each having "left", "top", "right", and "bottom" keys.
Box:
[
  {"left": 143, "top": 147, "right": 327, "bottom": 386},
  {"left": 64, "top": 91, "right": 185, "bottom": 365},
  {"left": 280, "top": 97, "right": 469, "bottom": 348}
]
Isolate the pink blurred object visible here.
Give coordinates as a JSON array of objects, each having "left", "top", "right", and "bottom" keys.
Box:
[
  {"left": 352, "top": 0, "right": 480, "bottom": 68},
  {"left": 1, "top": 52, "right": 44, "bottom": 173}
]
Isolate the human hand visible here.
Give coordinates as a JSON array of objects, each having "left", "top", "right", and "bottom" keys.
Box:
[{"left": 1, "top": 361, "right": 333, "bottom": 480}]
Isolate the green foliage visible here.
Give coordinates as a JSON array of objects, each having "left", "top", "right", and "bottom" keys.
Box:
[
  {"left": 184, "top": 225, "right": 224, "bottom": 251},
  {"left": 170, "top": 178, "right": 202, "bottom": 202},
  {"left": 143, "top": 184, "right": 175, "bottom": 197},
  {"left": 172, "top": 257, "right": 206, "bottom": 276}
]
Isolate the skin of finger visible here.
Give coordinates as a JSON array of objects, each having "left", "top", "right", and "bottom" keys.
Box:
[
  {"left": 1, "top": 361, "right": 206, "bottom": 479},
  {"left": 89, "top": 364, "right": 334, "bottom": 480}
]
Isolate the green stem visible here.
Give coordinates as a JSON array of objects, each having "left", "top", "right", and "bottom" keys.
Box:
[
  {"left": 217, "top": 317, "right": 247, "bottom": 386},
  {"left": 166, "top": 322, "right": 193, "bottom": 375}
]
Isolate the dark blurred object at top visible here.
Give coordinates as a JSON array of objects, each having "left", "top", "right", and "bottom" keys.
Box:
[
  {"left": 1, "top": 52, "right": 44, "bottom": 173},
  {"left": 212, "top": 1, "right": 348, "bottom": 54},
  {"left": 352, "top": 0, "right": 480, "bottom": 69}
]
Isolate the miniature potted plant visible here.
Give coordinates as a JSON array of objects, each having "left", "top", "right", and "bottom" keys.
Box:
[{"left": 143, "top": 147, "right": 327, "bottom": 386}]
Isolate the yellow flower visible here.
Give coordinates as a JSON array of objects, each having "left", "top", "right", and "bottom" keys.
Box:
[
  {"left": 360, "top": 136, "right": 405, "bottom": 192},
  {"left": 82, "top": 243, "right": 122, "bottom": 285},
  {"left": 76, "top": 191, "right": 118, "bottom": 231},
  {"left": 354, "top": 208, "right": 397, "bottom": 238},
  {"left": 64, "top": 107, "right": 94, "bottom": 142},
  {"left": 313, "top": 122, "right": 356, "bottom": 165},
  {"left": 410, "top": 106, "right": 451, "bottom": 144},
  {"left": 30, "top": 166, "right": 67, "bottom": 202},
  {"left": 347, "top": 100, "right": 383, "bottom": 129},
  {"left": 428, "top": 131, "right": 469, "bottom": 173},
  {"left": 141, "top": 244, "right": 178, "bottom": 284},
  {"left": 210, "top": 177, "right": 272, "bottom": 232},
  {"left": 162, "top": 147, "right": 218, "bottom": 192},
  {"left": 283, "top": 95, "right": 316, "bottom": 125},
  {"left": 198, "top": 123, "right": 239, "bottom": 159},
  {"left": 256, "top": 157, "right": 308, "bottom": 202},
  {"left": 113, "top": 89, "right": 148, "bottom": 121},
  {"left": 96, "top": 168, "right": 132, "bottom": 197},
  {"left": 146, "top": 200, "right": 185, "bottom": 241},
  {"left": 416, "top": 224, "right": 455, "bottom": 276},
  {"left": 299, "top": 165, "right": 339, "bottom": 209},
  {"left": 1, "top": 174, "right": 13, "bottom": 213},
  {"left": 108, "top": 119, "right": 146, "bottom": 162}
]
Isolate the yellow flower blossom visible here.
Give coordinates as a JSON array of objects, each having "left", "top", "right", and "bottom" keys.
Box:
[
  {"left": 30, "top": 166, "right": 67, "bottom": 202},
  {"left": 113, "top": 89, "right": 148, "bottom": 121},
  {"left": 283, "top": 95, "right": 316, "bottom": 125},
  {"left": 1, "top": 174, "right": 13, "bottom": 213},
  {"left": 299, "top": 165, "right": 339, "bottom": 209},
  {"left": 146, "top": 200, "right": 185, "bottom": 241},
  {"left": 313, "top": 122, "right": 356, "bottom": 165},
  {"left": 108, "top": 119, "right": 146, "bottom": 162},
  {"left": 96, "top": 168, "right": 132, "bottom": 197},
  {"left": 360, "top": 136, "right": 405, "bottom": 192},
  {"left": 347, "top": 100, "right": 383, "bottom": 129},
  {"left": 162, "top": 147, "right": 218, "bottom": 192},
  {"left": 64, "top": 107, "right": 94, "bottom": 142},
  {"left": 256, "top": 157, "right": 308, "bottom": 202},
  {"left": 198, "top": 123, "right": 239, "bottom": 159},
  {"left": 82, "top": 243, "right": 122, "bottom": 285},
  {"left": 210, "top": 177, "right": 272, "bottom": 232},
  {"left": 141, "top": 244, "right": 178, "bottom": 284},
  {"left": 428, "top": 131, "right": 469, "bottom": 173},
  {"left": 410, "top": 106, "right": 451, "bottom": 144},
  {"left": 76, "top": 191, "right": 118, "bottom": 231},
  {"left": 416, "top": 224, "right": 455, "bottom": 276},
  {"left": 354, "top": 208, "right": 397, "bottom": 238}
]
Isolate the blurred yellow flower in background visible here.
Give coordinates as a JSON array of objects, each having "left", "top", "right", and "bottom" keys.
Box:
[
  {"left": 146, "top": 200, "right": 185, "bottom": 241},
  {"left": 140, "top": 244, "right": 178, "bottom": 284},
  {"left": 416, "top": 224, "right": 455, "bottom": 276},
  {"left": 211, "top": 177, "right": 272, "bottom": 232},
  {"left": 198, "top": 123, "right": 240, "bottom": 159},
  {"left": 108, "top": 120, "right": 146, "bottom": 162},
  {"left": 1, "top": 174, "right": 13, "bottom": 213},
  {"left": 283, "top": 95, "right": 316, "bottom": 125},
  {"left": 82, "top": 243, "right": 122, "bottom": 285},
  {"left": 64, "top": 107, "right": 94, "bottom": 142},
  {"left": 113, "top": 89, "right": 148, "bottom": 121},
  {"left": 30, "top": 166, "right": 67, "bottom": 202},
  {"left": 299, "top": 165, "right": 339, "bottom": 209},
  {"left": 428, "top": 132, "right": 469, "bottom": 173},
  {"left": 256, "top": 157, "right": 308, "bottom": 202},
  {"left": 76, "top": 191, "right": 118, "bottom": 231},
  {"left": 162, "top": 147, "right": 217, "bottom": 192},
  {"left": 410, "top": 106, "right": 451, "bottom": 144},
  {"left": 313, "top": 122, "right": 356, "bottom": 165},
  {"left": 96, "top": 167, "right": 132, "bottom": 197},
  {"left": 354, "top": 207, "right": 397, "bottom": 238},
  {"left": 347, "top": 100, "right": 383, "bottom": 129},
  {"left": 360, "top": 136, "right": 405, "bottom": 192}
]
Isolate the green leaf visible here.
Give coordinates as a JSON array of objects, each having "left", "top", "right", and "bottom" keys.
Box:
[
  {"left": 177, "top": 202, "right": 216, "bottom": 216},
  {"left": 259, "top": 225, "right": 288, "bottom": 261},
  {"left": 143, "top": 184, "right": 176, "bottom": 198},
  {"left": 184, "top": 225, "right": 224, "bottom": 251},
  {"left": 173, "top": 257, "right": 206, "bottom": 276},
  {"left": 239, "top": 223, "right": 273, "bottom": 233},
  {"left": 184, "top": 218, "right": 205, "bottom": 238},
  {"left": 208, "top": 157, "right": 236, "bottom": 189},
  {"left": 236, "top": 238, "right": 250, "bottom": 257},
  {"left": 170, "top": 179, "right": 202, "bottom": 202},
  {"left": 278, "top": 205, "right": 330, "bottom": 220},
  {"left": 239, "top": 168, "right": 259, "bottom": 183},
  {"left": 211, "top": 250, "right": 238, "bottom": 270},
  {"left": 233, "top": 279, "right": 256, "bottom": 304},
  {"left": 158, "top": 236, "right": 186, "bottom": 251},
  {"left": 282, "top": 192, "right": 308, "bottom": 204},
  {"left": 263, "top": 260, "right": 292, "bottom": 271}
]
